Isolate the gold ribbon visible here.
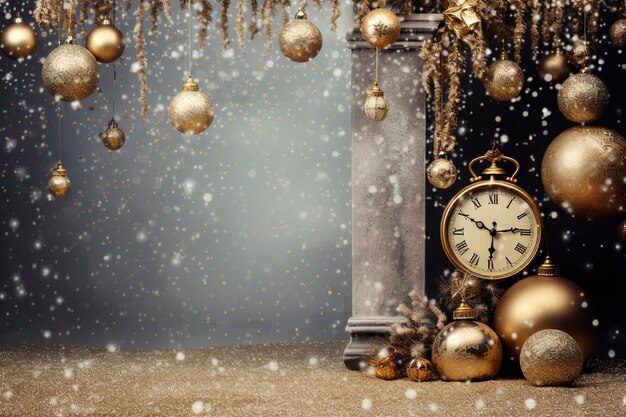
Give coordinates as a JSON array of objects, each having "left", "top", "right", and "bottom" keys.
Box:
[{"left": 443, "top": 0, "right": 481, "bottom": 38}]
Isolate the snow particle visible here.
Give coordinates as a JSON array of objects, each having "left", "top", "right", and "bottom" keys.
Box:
[
  {"left": 361, "top": 398, "right": 372, "bottom": 410},
  {"left": 525, "top": 398, "right": 537, "bottom": 410}
]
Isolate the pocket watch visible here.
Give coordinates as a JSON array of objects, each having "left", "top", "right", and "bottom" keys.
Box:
[{"left": 440, "top": 145, "right": 542, "bottom": 280}]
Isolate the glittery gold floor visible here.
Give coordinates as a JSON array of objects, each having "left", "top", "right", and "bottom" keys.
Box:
[{"left": 1, "top": 341, "right": 625, "bottom": 416}]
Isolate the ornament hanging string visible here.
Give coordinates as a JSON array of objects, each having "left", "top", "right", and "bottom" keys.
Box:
[
  {"left": 374, "top": 47, "right": 379, "bottom": 85},
  {"left": 113, "top": 0, "right": 117, "bottom": 118},
  {"left": 188, "top": 0, "right": 192, "bottom": 76}
]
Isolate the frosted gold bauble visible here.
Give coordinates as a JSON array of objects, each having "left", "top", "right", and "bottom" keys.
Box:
[
  {"left": 42, "top": 38, "right": 99, "bottom": 101},
  {"left": 611, "top": 20, "right": 626, "bottom": 46},
  {"left": 557, "top": 73, "right": 609, "bottom": 123},
  {"left": 431, "top": 320, "right": 502, "bottom": 381},
  {"left": 360, "top": 8, "right": 401, "bottom": 48},
  {"left": 484, "top": 58, "right": 524, "bottom": 101},
  {"left": 374, "top": 353, "right": 400, "bottom": 380},
  {"left": 99, "top": 118, "right": 126, "bottom": 150},
  {"left": 570, "top": 41, "right": 590, "bottom": 68},
  {"left": 541, "top": 125, "right": 625, "bottom": 219},
  {"left": 618, "top": 218, "right": 626, "bottom": 241},
  {"left": 427, "top": 156, "right": 457, "bottom": 189},
  {"left": 364, "top": 83, "right": 388, "bottom": 122},
  {"left": 520, "top": 329, "right": 583, "bottom": 387},
  {"left": 1, "top": 14, "right": 37, "bottom": 59},
  {"left": 538, "top": 52, "right": 570, "bottom": 83},
  {"left": 168, "top": 75, "right": 214, "bottom": 135},
  {"left": 48, "top": 160, "right": 71, "bottom": 197},
  {"left": 86, "top": 19, "right": 125, "bottom": 63},
  {"left": 406, "top": 358, "right": 434, "bottom": 382},
  {"left": 278, "top": 10, "right": 322, "bottom": 63}
]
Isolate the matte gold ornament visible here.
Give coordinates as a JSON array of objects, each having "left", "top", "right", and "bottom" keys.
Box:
[
  {"left": 541, "top": 126, "right": 625, "bottom": 219},
  {"left": 360, "top": 8, "right": 401, "bottom": 49},
  {"left": 494, "top": 257, "right": 597, "bottom": 363},
  {"left": 48, "top": 160, "right": 71, "bottom": 197},
  {"left": 484, "top": 54, "right": 524, "bottom": 101},
  {"left": 618, "top": 218, "right": 626, "bottom": 241},
  {"left": 570, "top": 41, "right": 590, "bottom": 68},
  {"left": 406, "top": 358, "right": 434, "bottom": 382},
  {"left": 168, "top": 75, "right": 214, "bottom": 135},
  {"left": 557, "top": 72, "right": 609, "bottom": 124},
  {"left": 86, "top": 19, "right": 125, "bottom": 63},
  {"left": 99, "top": 118, "right": 126, "bottom": 150},
  {"left": 278, "top": 9, "right": 322, "bottom": 63},
  {"left": 520, "top": 329, "right": 583, "bottom": 387},
  {"left": 364, "top": 83, "right": 388, "bottom": 122},
  {"left": 42, "top": 37, "right": 99, "bottom": 101},
  {"left": 1, "top": 13, "right": 37, "bottom": 59},
  {"left": 538, "top": 52, "right": 570, "bottom": 83},
  {"left": 427, "top": 154, "right": 457, "bottom": 189},
  {"left": 610, "top": 19, "right": 626, "bottom": 46},
  {"left": 373, "top": 353, "right": 400, "bottom": 380},
  {"left": 443, "top": 0, "right": 480, "bottom": 38}
]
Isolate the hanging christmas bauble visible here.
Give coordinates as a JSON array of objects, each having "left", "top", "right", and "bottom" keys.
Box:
[
  {"left": 99, "top": 118, "right": 126, "bottom": 150},
  {"left": 360, "top": 8, "right": 401, "bottom": 49},
  {"left": 541, "top": 125, "right": 625, "bottom": 219},
  {"left": 373, "top": 352, "right": 400, "bottom": 380},
  {"left": 538, "top": 52, "right": 570, "bottom": 83},
  {"left": 484, "top": 56, "right": 524, "bottom": 101},
  {"left": 557, "top": 73, "right": 609, "bottom": 124},
  {"left": 427, "top": 154, "right": 457, "bottom": 189},
  {"left": 618, "top": 218, "right": 626, "bottom": 241},
  {"left": 1, "top": 13, "right": 37, "bottom": 59},
  {"left": 363, "top": 83, "right": 388, "bottom": 122},
  {"left": 278, "top": 9, "right": 322, "bottom": 63},
  {"left": 48, "top": 160, "right": 71, "bottom": 197},
  {"left": 570, "top": 41, "right": 590, "bottom": 68},
  {"left": 520, "top": 329, "right": 583, "bottom": 387},
  {"left": 406, "top": 358, "right": 434, "bottom": 382},
  {"left": 168, "top": 75, "right": 214, "bottom": 135},
  {"left": 86, "top": 18, "right": 125, "bottom": 63},
  {"left": 610, "top": 19, "right": 626, "bottom": 46},
  {"left": 494, "top": 257, "right": 596, "bottom": 363},
  {"left": 42, "top": 37, "right": 99, "bottom": 101}
]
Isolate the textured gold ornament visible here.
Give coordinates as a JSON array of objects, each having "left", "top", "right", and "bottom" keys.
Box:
[
  {"left": 406, "top": 358, "right": 434, "bottom": 382},
  {"left": 618, "top": 218, "right": 626, "bottom": 241},
  {"left": 1, "top": 14, "right": 37, "bottom": 59},
  {"left": 484, "top": 56, "right": 524, "bottom": 101},
  {"left": 99, "top": 118, "right": 126, "bottom": 150},
  {"left": 520, "top": 329, "right": 583, "bottom": 387},
  {"left": 443, "top": 0, "right": 480, "bottom": 38},
  {"left": 570, "top": 41, "right": 590, "bottom": 68},
  {"left": 538, "top": 52, "right": 570, "bottom": 83},
  {"left": 373, "top": 353, "right": 400, "bottom": 380},
  {"left": 557, "top": 73, "right": 609, "bottom": 124},
  {"left": 279, "top": 10, "right": 322, "bottom": 63},
  {"left": 42, "top": 38, "right": 100, "bottom": 101},
  {"left": 427, "top": 155, "right": 457, "bottom": 189},
  {"left": 360, "top": 8, "right": 401, "bottom": 49},
  {"left": 610, "top": 19, "right": 626, "bottom": 46},
  {"left": 168, "top": 75, "right": 214, "bottom": 135},
  {"left": 541, "top": 125, "right": 625, "bottom": 219},
  {"left": 364, "top": 83, "right": 388, "bottom": 122},
  {"left": 48, "top": 160, "right": 71, "bottom": 197},
  {"left": 86, "top": 19, "right": 125, "bottom": 63},
  {"left": 494, "top": 257, "right": 597, "bottom": 362}
]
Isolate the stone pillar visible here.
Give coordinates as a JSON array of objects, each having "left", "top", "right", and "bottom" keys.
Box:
[{"left": 344, "top": 13, "right": 442, "bottom": 370}]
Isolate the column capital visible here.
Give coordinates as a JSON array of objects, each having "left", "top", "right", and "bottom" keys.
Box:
[{"left": 347, "top": 13, "right": 443, "bottom": 50}]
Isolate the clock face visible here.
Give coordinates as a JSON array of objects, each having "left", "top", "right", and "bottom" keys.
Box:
[{"left": 441, "top": 183, "right": 542, "bottom": 280}]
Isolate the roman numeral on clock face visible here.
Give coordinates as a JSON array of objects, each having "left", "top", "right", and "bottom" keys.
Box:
[
  {"left": 453, "top": 228, "right": 464, "bottom": 236},
  {"left": 488, "top": 193, "right": 498, "bottom": 205},
  {"left": 469, "top": 253, "right": 480, "bottom": 266},
  {"left": 514, "top": 243, "right": 527, "bottom": 254},
  {"left": 472, "top": 198, "right": 482, "bottom": 209},
  {"left": 487, "top": 258, "right": 494, "bottom": 270},
  {"left": 455, "top": 240, "right": 469, "bottom": 255},
  {"left": 519, "top": 228, "right": 531, "bottom": 236},
  {"left": 506, "top": 198, "right": 514, "bottom": 209},
  {"left": 517, "top": 212, "right": 528, "bottom": 220},
  {"left": 505, "top": 256, "right": 514, "bottom": 267}
]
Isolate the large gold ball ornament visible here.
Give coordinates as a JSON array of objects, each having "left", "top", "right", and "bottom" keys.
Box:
[
  {"left": 168, "top": 75, "right": 214, "bottom": 135},
  {"left": 618, "top": 218, "right": 626, "bottom": 241},
  {"left": 99, "top": 118, "right": 126, "bottom": 150},
  {"left": 278, "top": 10, "right": 322, "bottom": 63},
  {"left": 42, "top": 38, "right": 99, "bottom": 101},
  {"left": 610, "top": 20, "right": 626, "bottom": 46},
  {"left": 484, "top": 57, "right": 524, "bottom": 101},
  {"left": 557, "top": 73, "right": 609, "bottom": 124},
  {"left": 1, "top": 14, "right": 37, "bottom": 59},
  {"left": 373, "top": 352, "right": 400, "bottom": 380},
  {"left": 570, "top": 41, "right": 590, "bottom": 68},
  {"left": 538, "top": 52, "right": 570, "bottom": 83},
  {"left": 406, "top": 358, "right": 435, "bottom": 382},
  {"left": 86, "top": 19, "right": 125, "bottom": 63},
  {"left": 48, "top": 160, "right": 71, "bottom": 197},
  {"left": 427, "top": 155, "right": 457, "bottom": 189},
  {"left": 360, "top": 8, "right": 401, "bottom": 49},
  {"left": 520, "top": 329, "right": 583, "bottom": 387},
  {"left": 364, "top": 83, "right": 388, "bottom": 122},
  {"left": 541, "top": 126, "right": 625, "bottom": 219}
]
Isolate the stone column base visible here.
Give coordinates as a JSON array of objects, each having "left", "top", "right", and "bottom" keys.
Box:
[{"left": 343, "top": 316, "right": 406, "bottom": 370}]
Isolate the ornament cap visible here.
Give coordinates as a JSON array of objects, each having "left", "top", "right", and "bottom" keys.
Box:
[
  {"left": 108, "top": 118, "right": 119, "bottom": 128},
  {"left": 182, "top": 75, "right": 200, "bottom": 92},
  {"left": 101, "top": 18, "right": 112, "bottom": 25},
  {"left": 499, "top": 49, "right": 508, "bottom": 60},
  {"left": 65, "top": 35, "right": 75, "bottom": 45},
  {"left": 538, "top": 256, "right": 559, "bottom": 277},
  {"left": 53, "top": 160, "right": 68, "bottom": 177},
  {"left": 367, "top": 83, "right": 385, "bottom": 97},
  {"left": 295, "top": 9, "right": 307, "bottom": 19},
  {"left": 453, "top": 298, "right": 477, "bottom": 320},
  {"left": 14, "top": 13, "right": 24, "bottom": 24}
]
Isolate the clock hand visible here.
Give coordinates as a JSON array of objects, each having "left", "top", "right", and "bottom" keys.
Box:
[
  {"left": 461, "top": 214, "right": 489, "bottom": 231},
  {"left": 495, "top": 227, "right": 520, "bottom": 234}
]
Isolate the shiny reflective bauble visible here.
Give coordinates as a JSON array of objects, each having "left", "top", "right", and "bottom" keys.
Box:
[
  {"left": 100, "top": 118, "right": 126, "bottom": 150},
  {"left": 406, "top": 358, "right": 434, "bottom": 382},
  {"left": 520, "top": 329, "right": 583, "bottom": 387},
  {"left": 570, "top": 41, "right": 590, "bottom": 68},
  {"left": 374, "top": 353, "right": 400, "bottom": 380},
  {"left": 484, "top": 58, "right": 524, "bottom": 101},
  {"left": 278, "top": 10, "right": 322, "bottom": 63},
  {"left": 168, "top": 76, "right": 214, "bottom": 135},
  {"left": 610, "top": 20, "right": 626, "bottom": 46},
  {"left": 1, "top": 14, "right": 37, "bottom": 59},
  {"left": 618, "top": 218, "right": 626, "bottom": 241},
  {"left": 431, "top": 320, "right": 502, "bottom": 381},
  {"left": 427, "top": 157, "right": 457, "bottom": 189},
  {"left": 541, "top": 126, "right": 625, "bottom": 219},
  {"left": 86, "top": 19, "right": 125, "bottom": 63},
  {"left": 557, "top": 73, "right": 609, "bottom": 124},
  {"left": 48, "top": 161, "right": 71, "bottom": 197},
  {"left": 361, "top": 8, "right": 401, "bottom": 48},
  {"left": 363, "top": 83, "right": 388, "bottom": 122},
  {"left": 42, "top": 38, "right": 99, "bottom": 101},
  {"left": 538, "top": 52, "right": 570, "bottom": 83}
]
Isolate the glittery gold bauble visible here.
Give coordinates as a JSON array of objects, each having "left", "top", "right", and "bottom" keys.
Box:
[
  {"left": 610, "top": 19, "right": 626, "bottom": 46},
  {"left": 168, "top": 75, "right": 214, "bottom": 135},
  {"left": 360, "top": 8, "right": 401, "bottom": 49},
  {"left": 538, "top": 52, "right": 570, "bottom": 83},
  {"left": 570, "top": 41, "right": 590, "bottom": 68},
  {"left": 374, "top": 353, "right": 400, "bottom": 380},
  {"left": 520, "top": 329, "right": 583, "bottom": 387},
  {"left": 42, "top": 38, "right": 99, "bottom": 101},
  {"left": 557, "top": 73, "right": 609, "bottom": 123},
  {"left": 278, "top": 10, "right": 322, "bottom": 63},
  {"left": 484, "top": 57, "right": 524, "bottom": 101},
  {"left": 494, "top": 257, "right": 597, "bottom": 363},
  {"left": 618, "top": 218, "right": 626, "bottom": 241},
  {"left": 99, "top": 118, "right": 126, "bottom": 150},
  {"left": 541, "top": 126, "right": 625, "bottom": 219},
  {"left": 48, "top": 160, "right": 71, "bottom": 197},
  {"left": 86, "top": 19, "right": 125, "bottom": 63},
  {"left": 406, "top": 358, "right": 434, "bottom": 382},
  {"left": 427, "top": 156, "right": 457, "bottom": 189},
  {"left": 364, "top": 83, "right": 388, "bottom": 122},
  {"left": 1, "top": 14, "right": 37, "bottom": 59}
]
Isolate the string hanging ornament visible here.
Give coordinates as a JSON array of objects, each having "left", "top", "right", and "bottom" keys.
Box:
[
  {"left": 484, "top": 30, "right": 524, "bottom": 102},
  {"left": 363, "top": 47, "right": 389, "bottom": 122}
]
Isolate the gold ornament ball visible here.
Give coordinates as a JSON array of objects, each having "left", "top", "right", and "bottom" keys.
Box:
[
  {"left": 427, "top": 156, "right": 457, "bottom": 189},
  {"left": 86, "top": 19, "right": 125, "bottom": 63},
  {"left": 610, "top": 20, "right": 626, "bottom": 46},
  {"left": 279, "top": 11, "right": 322, "bottom": 63},
  {"left": 100, "top": 118, "right": 126, "bottom": 150},
  {"left": 618, "top": 218, "right": 626, "bottom": 241},
  {"left": 520, "top": 329, "right": 583, "bottom": 387},
  {"left": 168, "top": 76, "right": 214, "bottom": 135},
  {"left": 570, "top": 42, "right": 590, "bottom": 68},
  {"left": 364, "top": 83, "right": 388, "bottom": 122},
  {"left": 557, "top": 73, "right": 609, "bottom": 124},
  {"left": 541, "top": 125, "right": 625, "bottom": 219},
  {"left": 42, "top": 39, "right": 99, "bottom": 101},
  {"left": 406, "top": 358, "right": 434, "bottom": 382},
  {"left": 538, "top": 52, "right": 570, "bottom": 83},
  {"left": 361, "top": 8, "right": 401, "bottom": 49},
  {"left": 48, "top": 161, "right": 71, "bottom": 197},
  {"left": 373, "top": 353, "right": 400, "bottom": 380},
  {"left": 431, "top": 320, "right": 502, "bottom": 381},
  {"left": 1, "top": 14, "right": 37, "bottom": 59},
  {"left": 484, "top": 58, "right": 524, "bottom": 101}
]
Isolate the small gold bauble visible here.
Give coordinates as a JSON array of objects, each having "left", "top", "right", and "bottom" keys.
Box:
[
  {"left": 99, "top": 118, "right": 126, "bottom": 150},
  {"left": 360, "top": 8, "right": 401, "bottom": 49},
  {"left": 557, "top": 73, "right": 609, "bottom": 124},
  {"left": 520, "top": 329, "right": 583, "bottom": 387},
  {"left": 168, "top": 75, "right": 214, "bottom": 135},
  {"left": 42, "top": 38, "right": 100, "bottom": 101},
  {"left": 1, "top": 14, "right": 37, "bottom": 59},
  {"left": 541, "top": 125, "right": 625, "bottom": 219},
  {"left": 48, "top": 160, "right": 71, "bottom": 197},
  {"left": 538, "top": 52, "right": 570, "bottom": 83},
  {"left": 373, "top": 353, "right": 400, "bottom": 380},
  {"left": 278, "top": 10, "right": 322, "bottom": 63},
  {"left": 570, "top": 41, "right": 590, "bottom": 68},
  {"left": 484, "top": 57, "right": 524, "bottom": 101},
  {"left": 86, "top": 19, "right": 125, "bottom": 63},
  {"left": 364, "top": 83, "right": 388, "bottom": 122},
  {"left": 427, "top": 156, "right": 457, "bottom": 189},
  {"left": 406, "top": 358, "right": 434, "bottom": 382},
  {"left": 610, "top": 19, "right": 626, "bottom": 46},
  {"left": 618, "top": 218, "right": 626, "bottom": 241}
]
